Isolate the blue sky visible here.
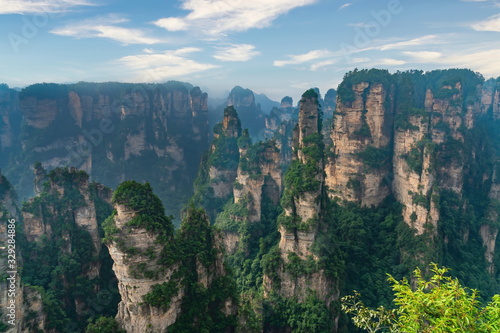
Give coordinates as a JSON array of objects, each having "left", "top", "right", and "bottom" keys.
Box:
[{"left": 1, "top": 0, "right": 500, "bottom": 102}]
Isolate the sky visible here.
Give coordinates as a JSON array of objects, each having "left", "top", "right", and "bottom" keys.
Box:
[{"left": 1, "top": 0, "right": 500, "bottom": 102}]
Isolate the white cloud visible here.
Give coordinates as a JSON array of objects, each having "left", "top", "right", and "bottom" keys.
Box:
[
  {"left": 351, "top": 57, "right": 371, "bottom": 63},
  {"left": 118, "top": 48, "right": 218, "bottom": 81},
  {"left": 154, "top": 0, "right": 317, "bottom": 37},
  {"left": 310, "top": 59, "right": 336, "bottom": 71},
  {"left": 376, "top": 58, "right": 406, "bottom": 65},
  {"left": 403, "top": 51, "right": 443, "bottom": 61},
  {"left": 339, "top": 3, "right": 351, "bottom": 10},
  {"left": 337, "top": 34, "right": 447, "bottom": 59},
  {"left": 347, "top": 22, "right": 377, "bottom": 28},
  {"left": 0, "top": 0, "right": 93, "bottom": 14},
  {"left": 403, "top": 48, "right": 500, "bottom": 77},
  {"left": 213, "top": 44, "right": 260, "bottom": 61},
  {"left": 274, "top": 49, "right": 333, "bottom": 67},
  {"left": 472, "top": 13, "right": 500, "bottom": 31},
  {"left": 376, "top": 35, "right": 440, "bottom": 51},
  {"left": 440, "top": 49, "right": 500, "bottom": 77},
  {"left": 51, "top": 15, "right": 161, "bottom": 44}
]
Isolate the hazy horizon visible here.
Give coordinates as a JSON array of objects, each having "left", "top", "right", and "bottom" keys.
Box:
[{"left": 2, "top": 0, "right": 500, "bottom": 101}]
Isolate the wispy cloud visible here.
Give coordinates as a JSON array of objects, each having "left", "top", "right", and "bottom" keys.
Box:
[
  {"left": 154, "top": 0, "right": 317, "bottom": 37},
  {"left": 310, "top": 59, "right": 336, "bottom": 71},
  {"left": 376, "top": 58, "right": 406, "bottom": 65},
  {"left": 472, "top": 13, "right": 500, "bottom": 31},
  {"left": 118, "top": 48, "right": 219, "bottom": 81},
  {"left": 404, "top": 48, "right": 500, "bottom": 77},
  {"left": 213, "top": 44, "right": 260, "bottom": 61},
  {"left": 375, "top": 35, "right": 441, "bottom": 51},
  {"left": 337, "top": 34, "right": 448, "bottom": 58},
  {"left": 274, "top": 49, "right": 333, "bottom": 67},
  {"left": 0, "top": 0, "right": 93, "bottom": 15},
  {"left": 339, "top": 3, "right": 351, "bottom": 10},
  {"left": 51, "top": 15, "right": 161, "bottom": 45},
  {"left": 347, "top": 22, "right": 377, "bottom": 28},
  {"left": 403, "top": 51, "right": 443, "bottom": 61}
]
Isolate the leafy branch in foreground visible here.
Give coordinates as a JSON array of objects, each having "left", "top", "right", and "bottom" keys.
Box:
[
  {"left": 341, "top": 263, "right": 500, "bottom": 332},
  {"left": 341, "top": 291, "right": 398, "bottom": 333}
]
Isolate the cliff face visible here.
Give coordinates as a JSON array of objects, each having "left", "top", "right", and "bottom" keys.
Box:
[
  {"left": 326, "top": 70, "right": 481, "bottom": 231},
  {"left": 216, "top": 135, "right": 282, "bottom": 255},
  {"left": 105, "top": 181, "right": 236, "bottom": 333},
  {"left": 0, "top": 85, "right": 21, "bottom": 172},
  {"left": 19, "top": 167, "right": 119, "bottom": 332},
  {"left": 326, "top": 69, "right": 500, "bottom": 282},
  {"left": 234, "top": 139, "right": 282, "bottom": 223},
  {"left": 7, "top": 82, "right": 209, "bottom": 218},
  {"left": 226, "top": 86, "right": 266, "bottom": 138},
  {"left": 264, "top": 96, "right": 297, "bottom": 165},
  {"left": 269, "top": 89, "right": 334, "bottom": 304},
  {"left": 192, "top": 106, "right": 242, "bottom": 220},
  {"left": 323, "top": 89, "right": 337, "bottom": 120},
  {"left": 392, "top": 85, "right": 466, "bottom": 235},
  {"left": 106, "top": 203, "right": 181, "bottom": 333},
  {"left": 325, "top": 77, "right": 393, "bottom": 206}
]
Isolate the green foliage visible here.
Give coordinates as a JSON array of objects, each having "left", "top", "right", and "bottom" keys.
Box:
[
  {"left": 281, "top": 132, "right": 324, "bottom": 214},
  {"left": 143, "top": 281, "right": 179, "bottom": 310},
  {"left": 403, "top": 146, "right": 423, "bottom": 174},
  {"left": 218, "top": 190, "right": 281, "bottom": 297},
  {"left": 19, "top": 168, "right": 120, "bottom": 331},
  {"left": 177, "top": 207, "right": 217, "bottom": 267},
  {"left": 401, "top": 138, "right": 435, "bottom": 174},
  {"left": 101, "top": 211, "right": 119, "bottom": 244},
  {"left": 281, "top": 159, "right": 320, "bottom": 208},
  {"left": 85, "top": 316, "right": 125, "bottom": 333},
  {"left": 427, "top": 69, "right": 484, "bottom": 102},
  {"left": 215, "top": 197, "right": 249, "bottom": 232},
  {"left": 191, "top": 108, "right": 242, "bottom": 220},
  {"left": 437, "top": 189, "right": 498, "bottom": 296},
  {"left": 301, "top": 88, "right": 319, "bottom": 101},
  {"left": 347, "top": 177, "right": 362, "bottom": 192},
  {"left": 112, "top": 181, "right": 173, "bottom": 240},
  {"left": 354, "top": 113, "right": 372, "bottom": 138},
  {"left": 414, "top": 195, "right": 429, "bottom": 209},
  {"left": 302, "top": 133, "right": 324, "bottom": 161},
  {"left": 136, "top": 206, "right": 239, "bottom": 332},
  {"left": 209, "top": 136, "right": 240, "bottom": 169},
  {"left": 337, "top": 69, "right": 392, "bottom": 103},
  {"left": 237, "top": 129, "right": 252, "bottom": 149},
  {"left": 20, "top": 83, "right": 69, "bottom": 99},
  {"left": 356, "top": 146, "right": 391, "bottom": 170},
  {"left": 263, "top": 293, "right": 333, "bottom": 332},
  {"left": 284, "top": 252, "right": 318, "bottom": 278},
  {"left": 322, "top": 200, "right": 403, "bottom": 308},
  {"left": 342, "top": 264, "right": 500, "bottom": 333},
  {"left": 433, "top": 87, "right": 460, "bottom": 100},
  {"left": 239, "top": 140, "right": 278, "bottom": 176},
  {"left": 261, "top": 246, "right": 282, "bottom": 285},
  {"left": 38, "top": 287, "right": 70, "bottom": 330}
]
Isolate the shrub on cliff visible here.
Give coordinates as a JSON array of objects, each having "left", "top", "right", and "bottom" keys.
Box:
[{"left": 112, "top": 181, "right": 173, "bottom": 240}]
